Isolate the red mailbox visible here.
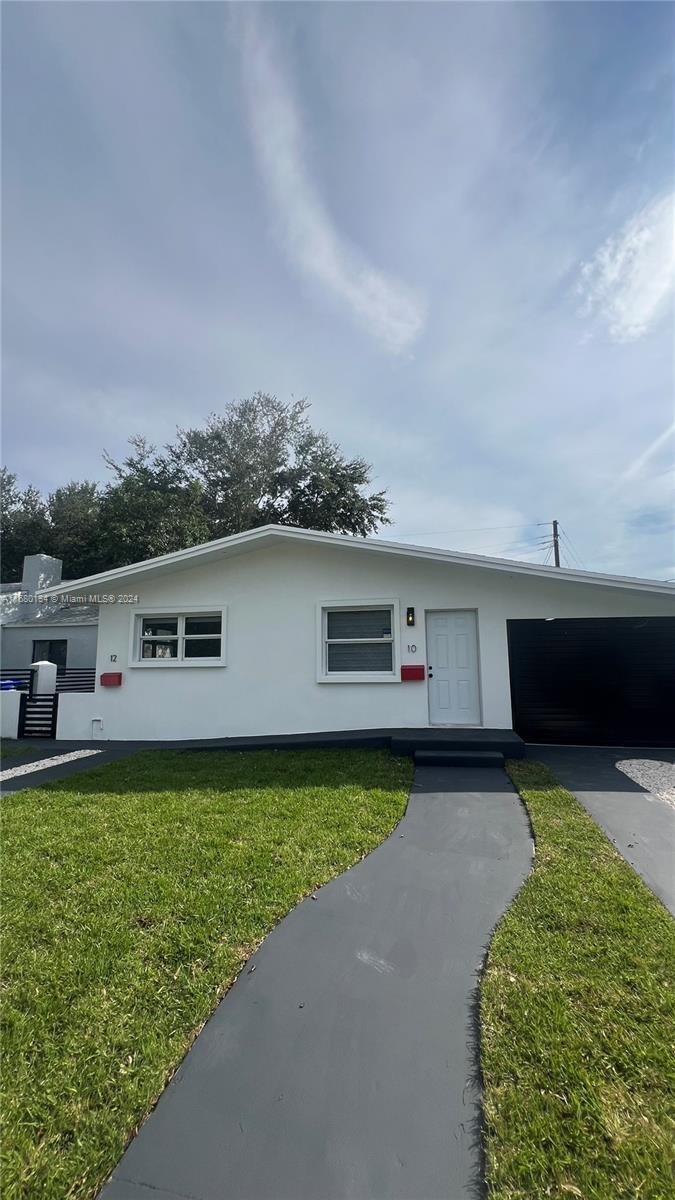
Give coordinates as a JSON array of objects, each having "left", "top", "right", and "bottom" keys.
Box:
[
  {"left": 100, "top": 672, "right": 123, "bottom": 687},
  {"left": 401, "top": 664, "right": 425, "bottom": 681}
]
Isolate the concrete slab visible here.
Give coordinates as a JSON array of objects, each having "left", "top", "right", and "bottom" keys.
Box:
[
  {"left": 101, "top": 766, "right": 532, "bottom": 1200},
  {"left": 532, "top": 746, "right": 675, "bottom": 916}
]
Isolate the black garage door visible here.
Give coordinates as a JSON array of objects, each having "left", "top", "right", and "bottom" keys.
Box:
[{"left": 507, "top": 617, "right": 675, "bottom": 746}]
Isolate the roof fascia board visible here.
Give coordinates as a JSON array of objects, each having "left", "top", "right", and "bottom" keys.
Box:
[
  {"left": 37, "top": 526, "right": 277, "bottom": 597},
  {"left": 0, "top": 621, "right": 99, "bottom": 628},
  {"left": 36, "top": 524, "right": 675, "bottom": 599}
]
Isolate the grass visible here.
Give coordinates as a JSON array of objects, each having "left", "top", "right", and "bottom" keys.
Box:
[
  {"left": 481, "top": 759, "right": 675, "bottom": 1200},
  {"left": 1, "top": 747, "right": 412, "bottom": 1200}
]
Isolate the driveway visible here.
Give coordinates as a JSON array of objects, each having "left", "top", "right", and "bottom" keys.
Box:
[
  {"left": 533, "top": 746, "right": 675, "bottom": 917},
  {"left": 101, "top": 765, "right": 532, "bottom": 1200},
  {"left": 0, "top": 742, "right": 140, "bottom": 794}
]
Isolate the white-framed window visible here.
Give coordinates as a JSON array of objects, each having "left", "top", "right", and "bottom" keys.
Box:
[
  {"left": 130, "top": 608, "right": 226, "bottom": 667},
  {"left": 317, "top": 600, "right": 400, "bottom": 683}
]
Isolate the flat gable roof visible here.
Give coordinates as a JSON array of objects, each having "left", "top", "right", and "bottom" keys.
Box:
[{"left": 37, "top": 524, "right": 675, "bottom": 599}]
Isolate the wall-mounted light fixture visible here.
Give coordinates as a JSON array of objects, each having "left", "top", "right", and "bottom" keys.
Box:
[{"left": 406, "top": 606, "right": 415, "bottom": 627}]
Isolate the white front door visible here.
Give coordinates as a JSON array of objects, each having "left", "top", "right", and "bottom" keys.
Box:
[{"left": 426, "top": 610, "right": 481, "bottom": 726}]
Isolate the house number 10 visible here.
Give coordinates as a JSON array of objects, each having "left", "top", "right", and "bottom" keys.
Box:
[{"left": 407, "top": 644, "right": 417, "bottom": 653}]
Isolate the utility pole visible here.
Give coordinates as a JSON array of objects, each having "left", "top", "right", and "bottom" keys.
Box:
[{"left": 552, "top": 519, "right": 561, "bottom": 568}]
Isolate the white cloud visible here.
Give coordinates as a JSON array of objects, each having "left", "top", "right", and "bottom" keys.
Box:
[
  {"left": 619, "top": 419, "right": 675, "bottom": 482},
  {"left": 578, "top": 192, "right": 675, "bottom": 341},
  {"left": 232, "top": 7, "right": 426, "bottom": 354}
]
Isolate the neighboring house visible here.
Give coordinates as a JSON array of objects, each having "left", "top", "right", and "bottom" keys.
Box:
[
  {"left": 25, "top": 525, "right": 675, "bottom": 747},
  {"left": 0, "top": 554, "right": 98, "bottom": 680}
]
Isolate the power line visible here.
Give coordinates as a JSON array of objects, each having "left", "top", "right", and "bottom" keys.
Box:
[
  {"left": 475, "top": 543, "right": 554, "bottom": 562},
  {"left": 450, "top": 537, "right": 555, "bottom": 555},
  {"left": 393, "top": 518, "right": 587, "bottom": 571},
  {"left": 506, "top": 548, "right": 554, "bottom": 563},
  {"left": 463, "top": 538, "right": 552, "bottom": 557},
  {"left": 456, "top": 531, "right": 552, "bottom": 547},
  {"left": 392, "top": 521, "right": 548, "bottom": 538},
  {"left": 559, "top": 526, "right": 587, "bottom": 570},
  {"left": 561, "top": 539, "right": 584, "bottom": 571}
]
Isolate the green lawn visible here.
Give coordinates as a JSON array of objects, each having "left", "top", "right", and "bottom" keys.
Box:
[
  {"left": 481, "top": 759, "right": 675, "bottom": 1200},
  {"left": 1, "top": 748, "right": 412, "bottom": 1200}
]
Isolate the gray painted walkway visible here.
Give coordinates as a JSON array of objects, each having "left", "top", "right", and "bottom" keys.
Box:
[
  {"left": 0, "top": 742, "right": 140, "bottom": 794},
  {"left": 534, "top": 746, "right": 675, "bottom": 917},
  {"left": 101, "top": 767, "right": 532, "bottom": 1200}
]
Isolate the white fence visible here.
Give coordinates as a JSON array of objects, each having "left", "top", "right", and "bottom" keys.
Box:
[
  {"left": 1, "top": 691, "right": 105, "bottom": 741},
  {"left": 1, "top": 690, "right": 21, "bottom": 738}
]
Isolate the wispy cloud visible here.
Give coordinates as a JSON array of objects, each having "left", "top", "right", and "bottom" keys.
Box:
[
  {"left": 619, "top": 419, "right": 675, "bottom": 482},
  {"left": 3, "top": 1, "right": 674, "bottom": 580},
  {"left": 577, "top": 192, "right": 675, "bottom": 341},
  {"left": 232, "top": 6, "right": 426, "bottom": 354}
]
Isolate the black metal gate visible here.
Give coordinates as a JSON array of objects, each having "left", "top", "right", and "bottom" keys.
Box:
[
  {"left": 18, "top": 693, "right": 59, "bottom": 739},
  {"left": 507, "top": 616, "right": 675, "bottom": 746}
]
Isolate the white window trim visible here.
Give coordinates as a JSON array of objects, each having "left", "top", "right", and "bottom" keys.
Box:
[
  {"left": 316, "top": 598, "right": 400, "bottom": 684},
  {"left": 127, "top": 604, "right": 227, "bottom": 668}
]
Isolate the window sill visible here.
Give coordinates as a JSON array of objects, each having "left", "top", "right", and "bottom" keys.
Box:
[
  {"left": 128, "top": 661, "right": 227, "bottom": 669},
  {"left": 317, "top": 673, "right": 400, "bottom": 684}
]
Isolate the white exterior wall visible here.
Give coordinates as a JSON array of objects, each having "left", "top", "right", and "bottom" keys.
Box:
[
  {"left": 71, "top": 543, "right": 675, "bottom": 742},
  {"left": 1, "top": 689, "right": 21, "bottom": 739},
  {"left": 57, "top": 693, "right": 107, "bottom": 741}
]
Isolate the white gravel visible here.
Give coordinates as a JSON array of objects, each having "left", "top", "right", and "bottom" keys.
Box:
[
  {"left": 0, "top": 749, "right": 102, "bottom": 782},
  {"left": 615, "top": 759, "right": 675, "bottom": 808}
]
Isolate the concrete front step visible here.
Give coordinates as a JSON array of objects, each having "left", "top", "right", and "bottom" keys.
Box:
[
  {"left": 392, "top": 729, "right": 524, "bottom": 758},
  {"left": 414, "top": 749, "right": 505, "bottom": 768}
]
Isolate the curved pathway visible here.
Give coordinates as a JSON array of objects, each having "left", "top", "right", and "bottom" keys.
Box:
[{"left": 102, "top": 765, "right": 532, "bottom": 1200}]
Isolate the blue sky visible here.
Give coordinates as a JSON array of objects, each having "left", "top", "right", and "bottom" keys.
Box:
[{"left": 2, "top": 1, "right": 674, "bottom": 577}]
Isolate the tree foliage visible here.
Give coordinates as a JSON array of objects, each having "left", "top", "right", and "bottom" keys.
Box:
[
  {"left": 47, "top": 482, "right": 102, "bottom": 581},
  {"left": 1, "top": 469, "right": 53, "bottom": 582},
  {"left": 1, "top": 396, "right": 390, "bottom": 581}
]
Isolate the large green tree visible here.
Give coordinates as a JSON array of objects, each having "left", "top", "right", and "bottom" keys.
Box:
[
  {"left": 47, "top": 481, "right": 102, "bottom": 579},
  {"left": 1, "top": 469, "right": 53, "bottom": 582},
  {"left": 98, "top": 438, "right": 210, "bottom": 567},
  {"left": 158, "top": 393, "right": 390, "bottom": 538},
  {"left": 1, "top": 395, "right": 390, "bottom": 580}
]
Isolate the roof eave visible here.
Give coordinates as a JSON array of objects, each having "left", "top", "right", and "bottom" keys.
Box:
[{"left": 36, "top": 524, "right": 675, "bottom": 599}]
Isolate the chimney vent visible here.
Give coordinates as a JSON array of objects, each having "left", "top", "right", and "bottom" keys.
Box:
[{"left": 20, "top": 554, "right": 63, "bottom": 619}]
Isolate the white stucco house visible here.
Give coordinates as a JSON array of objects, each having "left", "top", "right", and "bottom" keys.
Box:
[{"left": 5, "top": 525, "right": 674, "bottom": 746}]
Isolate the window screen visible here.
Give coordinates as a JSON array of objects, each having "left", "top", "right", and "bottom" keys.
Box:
[
  {"left": 326, "top": 609, "right": 392, "bottom": 640},
  {"left": 327, "top": 642, "right": 393, "bottom": 672},
  {"left": 324, "top": 606, "right": 394, "bottom": 674}
]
